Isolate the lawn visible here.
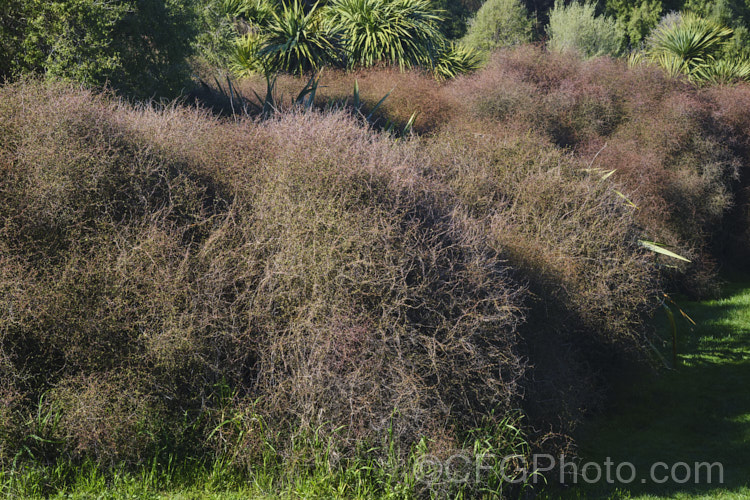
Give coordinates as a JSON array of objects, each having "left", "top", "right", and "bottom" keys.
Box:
[{"left": 543, "top": 282, "right": 750, "bottom": 499}]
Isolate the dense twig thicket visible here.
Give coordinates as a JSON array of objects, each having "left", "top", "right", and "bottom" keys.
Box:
[{"left": 3, "top": 47, "right": 750, "bottom": 491}]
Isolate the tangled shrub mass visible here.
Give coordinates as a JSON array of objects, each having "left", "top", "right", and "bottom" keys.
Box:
[{"left": 3, "top": 49, "right": 750, "bottom": 489}]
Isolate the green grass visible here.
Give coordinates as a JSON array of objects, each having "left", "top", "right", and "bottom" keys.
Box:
[{"left": 541, "top": 282, "right": 750, "bottom": 499}]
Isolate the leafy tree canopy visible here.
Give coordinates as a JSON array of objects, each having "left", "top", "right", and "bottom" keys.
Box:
[{"left": 1, "top": 0, "right": 198, "bottom": 99}]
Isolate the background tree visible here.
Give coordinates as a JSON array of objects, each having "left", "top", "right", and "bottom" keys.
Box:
[
  {"left": 461, "top": 0, "right": 533, "bottom": 58},
  {"left": 605, "top": 0, "right": 663, "bottom": 46},
  {"left": 431, "top": 0, "right": 483, "bottom": 39},
  {"left": 547, "top": 0, "right": 626, "bottom": 58},
  {"left": 0, "top": 0, "right": 30, "bottom": 79},
  {"left": 1, "top": 0, "right": 198, "bottom": 99},
  {"left": 682, "top": 0, "right": 750, "bottom": 59}
]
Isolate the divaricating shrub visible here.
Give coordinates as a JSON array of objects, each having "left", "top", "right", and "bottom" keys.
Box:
[
  {"left": 49, "top": 372, "right": 162, "bottom": 466},
  {"left": 451, "top": 46, "right": 746, "bottom": 296},
  {"left": 0, "top": 75, "right": 672, "bottom": 481},
  {"left": 4, "top": 48, "right": 750, "bottom": 489},
  {"left": 0, "top": 81, "right": 528, "bottom": 471}
]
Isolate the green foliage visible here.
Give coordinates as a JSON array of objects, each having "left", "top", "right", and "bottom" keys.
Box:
[
  {"left": 1, "top": 0, "right": 197, "bottom": 99},
  {"left": 461, "top": 0, "right": 533, "bottom": 56},
  {"left": 637, "top": 12, "right": 749, "bottom": 83},
  {"left": 547, "top": 0, "right": 626, "bottom": 58},
  {"left": 230, "top": 33, "right": 265, "bottom": 76},
  {"left": 223, "top": 0, "right": 477, "bottom": 79},
  {"left": 432, "top": 42, "right": 482, "bottom": 79},
  {"left": 693, "top": 55, "right": 750, "bottom": 83},
  {"left": 647, "top": 12, "right": 732, "bottom": 72},
  {"left": 683, "top": 0, "right": 750, "bottom": 59},
  {"left": 605, "top": 0, "right": 663, "bottom": 46},
  {"left": 15, "top": 0, "right": 128, "bottom": 84},
  {"left": 258, "top": 0, "right": 339, "bottom": 74},
  {"left": 194, "top": 0, "right": 247, "bottom": 69},
  {"left": 0, "top": 0, "right": 31, "bottom": 79},
  {"left": 224, "top": 0, "right": 277, "bottom": 23},
  {"left": 325, "top": 0, "right": 444, "bottom": 69},
  {"left": 1, "top": 413, "right": 535, "bottom": 498},
  {"left": 431, "top": 0, "right": 482, "bottom": 39}
]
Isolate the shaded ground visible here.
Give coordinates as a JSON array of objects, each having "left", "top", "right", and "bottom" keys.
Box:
[{"left": 544, "top": 282, "right": 750, "bottom": 499}]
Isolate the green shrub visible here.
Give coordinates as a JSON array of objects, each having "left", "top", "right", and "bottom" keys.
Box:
[
  {"left": 683, "top": 0, "right": 750, "bottom": 59},
  {"left": 604, "top": 0, "right": 662, "bottom": 46},
  {"left": 0, "top": 0, "right": 29, "bottom": 79},
  {"left": 547, "top": 0, "right": 626, "bottom": 58},
  {"left": 222, "top": 0, "right": 478, "bottom": 78},
  {"left": 4, "top": 0, "right": 198, "bottom": 99},
  {"left": 193, "top": 0, "right": 250, "bottom": 69},
  {"left": 229, "top": 32, "right": 265, "bottom": 76},
  {"left": 461, "top": 0, "right": 533, "bottom": 56},
  {"left": 431, "top": 0, "right": 482, "bottom": 39}
]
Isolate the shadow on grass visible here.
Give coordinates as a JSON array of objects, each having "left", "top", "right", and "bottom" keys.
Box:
[{"left": 545, "top": 283, "right": 750, "bottom": 499}]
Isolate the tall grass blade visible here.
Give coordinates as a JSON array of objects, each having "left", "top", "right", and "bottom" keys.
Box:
[{"left": 639, "top": 240, "right": 691, "bottom": 262}]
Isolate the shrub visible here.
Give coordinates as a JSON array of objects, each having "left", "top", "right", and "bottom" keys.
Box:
[
  {"left": 450, "top": 46, "right": 745, "bottom": 296},
  {"left": 425, "top": 123, "right": 660, "bottom": 430},
  {"left": 432, "top": 42, "right": 482, "bottom": 79},
  {"left": 5, "top": 56, "right": 750, "bottom": 486},
  {"left": 230, "top": 32, "right": 265, "bottom": 77},
  {"left": 224, "top": 66, "right": 459, "bottom": 133},
  {"left": 604, "top": 0, "right": 662, "bottom": 46},
  {"left": 682, "top": 0, "right": 750, "bottom": 60},
  {"left": 193, "top": 0, "right": 251, "bottom": 69},
  {"left": 431, "top": 0, "right": 482, "bottom": 39},
  {"left": 49, "top": 372, "right": 162, "bottom": 466},
  {"left": 224, "top": 0, "right": 478, "bottom": 78},
  {"left": 0, "top": 81, "right": 527, "bottom": 472},
  {"left": 461, "top": 0, "right": 533, "bottom": 56},
  {"left": 0, "top": 0, "right": 28, "bottom": 79},
  {"left": 4, "top": 0, "right": 198, "bottom": 99},
  {"left": 547, "top": 0, "right": 626, "bottom": 58}
]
